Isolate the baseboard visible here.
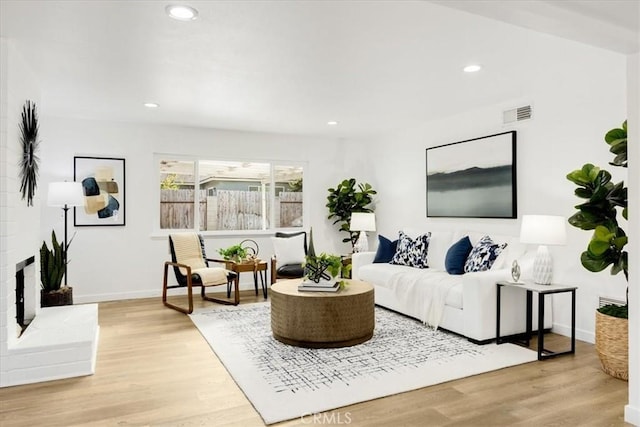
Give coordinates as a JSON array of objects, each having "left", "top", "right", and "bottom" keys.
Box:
[
  {"left": 552, "top": 322, "right": 594, "bottom": 344},
  {"left": 625, "top": 404, "right": 640, "bottom": 426},
  {"left": 73, "top": 282, "right": 263, "bottom": 304}
]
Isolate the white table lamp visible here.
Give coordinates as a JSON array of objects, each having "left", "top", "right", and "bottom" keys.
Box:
[
  {"left": 520, "top": 215, "right": 567, "bottom": 285},
  {"left": 48, "top": 182, "right": 85, "bottom": 286},
  {"left": 350, "top": 212, "right": 376, "bottom": 253}
]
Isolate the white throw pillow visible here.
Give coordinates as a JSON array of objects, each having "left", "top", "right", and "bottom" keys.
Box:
[{"left": 271, "top": 234, "right": 306, "bottom": 266}]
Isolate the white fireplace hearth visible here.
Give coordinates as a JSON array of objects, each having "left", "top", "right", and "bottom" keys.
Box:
[{"left": 2, "top": 305, "right": 99, "bottom": 387}]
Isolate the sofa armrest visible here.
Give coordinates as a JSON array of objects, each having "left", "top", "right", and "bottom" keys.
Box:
[
  {"left": 351, "top": 252, "right": 376, "bottom": 280},
  {"left": 461, "top": 268, "right": 511, "bottom": 342}
]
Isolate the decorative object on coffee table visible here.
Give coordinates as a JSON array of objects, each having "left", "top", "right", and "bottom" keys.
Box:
[{"left": 302, "top": 228, "right": 349, "bottom": 287}]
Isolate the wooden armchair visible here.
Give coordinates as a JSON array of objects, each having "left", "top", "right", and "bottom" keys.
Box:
[{"left": 162, "top": 233, "right": 238, "bottom": 314}]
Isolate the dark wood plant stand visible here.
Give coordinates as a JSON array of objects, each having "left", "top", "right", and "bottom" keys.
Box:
[{"left": 41, "top": 287, "right": 73, "bottom": 307}]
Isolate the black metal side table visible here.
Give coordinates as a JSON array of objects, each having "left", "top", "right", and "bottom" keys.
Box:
[{"left": 496, "top": 281, "right": 577, "bottom": 360}]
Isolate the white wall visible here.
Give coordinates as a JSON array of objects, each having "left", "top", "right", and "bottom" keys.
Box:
[
  {"left": 625, "top": 51, "right": 639, "bottom": 427},
  {"left": 38, "top": 118, "right": 359, "bottom": 302},
  {"left": 365, "top": 35, "right": 628, "bottom": 344},
  {"left": 0, "top": 38, "right": 44, "bottom": 385}
]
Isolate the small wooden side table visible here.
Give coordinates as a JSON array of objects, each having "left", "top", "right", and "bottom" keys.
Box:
[
  {"left": 223, "top": 260, "right": 269, "bottom": 299},
  {"left": 341, "top": 255, "right": 352, "bottom": 279},
  {"left": 496, "top": 281, "right": 577, "bottom": 360}
]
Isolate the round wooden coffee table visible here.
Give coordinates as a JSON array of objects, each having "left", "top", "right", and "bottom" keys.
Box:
[{"left": 270, "top": 278, "right": 375, "bottom": 348}]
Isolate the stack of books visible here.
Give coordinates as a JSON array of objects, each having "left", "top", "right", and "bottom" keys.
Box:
[{"left": 298, "top": 281, "right": 340, "bottom": 292}]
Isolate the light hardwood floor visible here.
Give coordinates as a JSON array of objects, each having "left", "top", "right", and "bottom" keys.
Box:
[{"left": 0, "top": 291, "right": 630, "bottom": 426}]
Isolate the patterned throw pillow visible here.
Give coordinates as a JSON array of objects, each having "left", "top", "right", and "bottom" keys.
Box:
[
  {"left": 390, "top": 231, "right": 431, "bottom": 268},
  {"left": 464, "top": 235, "right": 508, "bottom": 273}
]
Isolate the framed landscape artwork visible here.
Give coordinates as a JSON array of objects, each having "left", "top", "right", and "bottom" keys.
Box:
[
  {"left": 74, "top": 156, "right": 126, "bottom": 226},
  {"left": 425, "top": 131, "right": 517, "bottom": 218}
]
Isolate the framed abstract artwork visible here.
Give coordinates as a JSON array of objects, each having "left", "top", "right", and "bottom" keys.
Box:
[
  {"left": 74, "top": 156, "right": 126, "bottom": 226},
  {"left": 425, "top": 131, "right": 517, "bottom": 218}
]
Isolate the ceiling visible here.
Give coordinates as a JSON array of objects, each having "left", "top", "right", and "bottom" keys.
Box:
[{"left": 1, "top": 0, "right": 638, "bottom": 140}]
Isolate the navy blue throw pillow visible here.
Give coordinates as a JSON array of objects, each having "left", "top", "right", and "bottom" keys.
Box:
[
  {"left": 445, "top": 236, "right": 473, "bottom": 275},
  {"left": 373, "top": 235, "right": 398, "bottom": 263}
]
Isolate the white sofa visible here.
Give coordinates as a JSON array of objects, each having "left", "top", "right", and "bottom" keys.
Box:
[{"left": 352, "top": 230, "right": 552, "bottom": 343}]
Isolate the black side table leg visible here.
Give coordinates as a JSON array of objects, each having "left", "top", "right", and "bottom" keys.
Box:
[
  {"left": 253, "top": 270, "right": 259, "bottom": 295},
  {"left": 496, "top": 284, "right": 502, "bottom": 344},
  {"left": 526, "top": 290, "right": 532, "bottom": 347},
  {"left": 261, "top": 269, "right": 267, "bottom": 299},
  {"left": 538, "top": 293, "right": 545, "bottom": 360},
  {"left": 571, "top": 290, "right": 576, "bottom": 354}
]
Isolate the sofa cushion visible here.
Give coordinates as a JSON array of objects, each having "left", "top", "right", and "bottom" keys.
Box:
[
  {"left": 358, "top": 263, "right": 463, "bottom": 309},
  {"left": 276, "top": 263, "right": 304, "bottom": 278},
  {"left": 464, "top": 235, "right": 508, "bottom": 273},
  {"left": 271, "top": 233, "right": 306, "bottom": 267},
  {"left": 391, "top": 231, "right": 431, "bottom": 268},
  {"left": 373, "top": 235, "right": 398, "bottom": 263},
  {"left": 422, "top": 231, "right": 455, "bottom": 271},
  {"left": 445, "top": 236, "right": 473, "bottom": 275}
]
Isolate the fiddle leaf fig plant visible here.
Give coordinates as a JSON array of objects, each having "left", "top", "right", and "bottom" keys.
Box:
[
  {"left": 326, "top": 178, "right": 376, "bottom": 247},
  {"left": 566, "top": 120, "right": 628, "bottom": 318}
]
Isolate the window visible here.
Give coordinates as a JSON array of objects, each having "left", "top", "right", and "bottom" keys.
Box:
[{"left": 159, "top": 157, "right": 304, "bottom": 232}]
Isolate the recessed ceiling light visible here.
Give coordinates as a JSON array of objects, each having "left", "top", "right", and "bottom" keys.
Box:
[
  {"left": 165, "top": 5, "right": 199, "bottom": 21},
  {"left": 144, "top": 102, "right": 159, "bottom": 108},
  {"left": 327, "top": 121, "right": 338, "bottom": 126},
  {"left": 463, "top": 64, "right": 482, "bottom": 73}
]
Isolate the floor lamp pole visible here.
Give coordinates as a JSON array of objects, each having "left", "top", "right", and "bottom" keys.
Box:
[{"left": 63, "top": 204, "right": 69, "bottom": 287}]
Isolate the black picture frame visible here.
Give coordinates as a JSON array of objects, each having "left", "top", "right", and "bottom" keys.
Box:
[
  {"left": 74, "top": 156, "right": 126, "bottom": 226},
  {"left": 425, "top": 131, "right": 517, "bottom": 218}
]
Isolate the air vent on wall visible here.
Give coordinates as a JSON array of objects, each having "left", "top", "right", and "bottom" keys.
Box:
[
  {"left": 503, "top": 105, "right": 532, "bottom": 124},
  {"left": 599, "top": 296, "right": 626, "bottom": 308}
]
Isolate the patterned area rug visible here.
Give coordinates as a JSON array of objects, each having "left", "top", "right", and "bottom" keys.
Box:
[{"left": 190, "top": 302, "right": 536, "bottom": 425}]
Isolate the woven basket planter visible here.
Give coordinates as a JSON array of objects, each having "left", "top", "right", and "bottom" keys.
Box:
[
  {"left": 595, "top": 310, "right": 628, "bottom": 381},
  {"left": 41, "top": 287, "right": 73, "bottom": 307}
]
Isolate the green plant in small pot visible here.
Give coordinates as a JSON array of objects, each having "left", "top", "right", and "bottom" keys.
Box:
[
  {"left": 326, "top": 178, "right": 376, "bottom": 249},
  {"left": 40, "top": 230, "right": 73, "bottom": 307},
  {"left": 218, "top": 244, "right": 249, "bottom": 263},
  {"left": 566, "top": 120, "right": 628, "bottom": 380}
]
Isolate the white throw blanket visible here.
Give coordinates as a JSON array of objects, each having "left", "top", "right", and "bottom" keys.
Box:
[
  {"left": 171, "top": 233, "right": 228, "bottom": 286},
  {"left": 385, "top": 269, "right": 460, "bottom": 329}
]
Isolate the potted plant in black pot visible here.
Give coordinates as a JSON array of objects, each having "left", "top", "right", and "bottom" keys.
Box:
[
  {"left": 40, "top": 230, "right": 73, "bottom": 307},
  {"left": 326, "top": 178, "right": 376, "bottom": 249},
  {"left": 566, "top": 120, "right": 628, "bottom": 380}
]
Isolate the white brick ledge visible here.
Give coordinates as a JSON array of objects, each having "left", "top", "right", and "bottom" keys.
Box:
[{"left": 0, "top": 304, "right": 99, "bottom": 387}]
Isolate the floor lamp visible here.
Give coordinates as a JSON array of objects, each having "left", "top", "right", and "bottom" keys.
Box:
[
  {"left": 350, "top": 212, "right": 376, "bottom": 253},
  {"left": 47, "top": 182, "right": 84, "bottom": 287}
]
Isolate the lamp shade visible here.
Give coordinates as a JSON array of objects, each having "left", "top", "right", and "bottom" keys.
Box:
[
  {"left": 350, "top": 212, "right": 376, "bottom": 232},
  {"left": 47, "top": 182, "right": 85, "bottom": 207},
  {"left": 520, "top": 215, "right": 567, "bottom": 246}
]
